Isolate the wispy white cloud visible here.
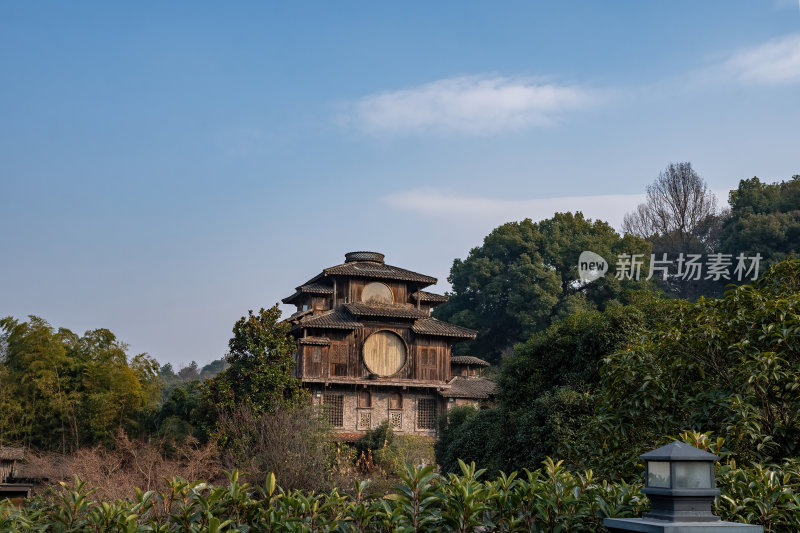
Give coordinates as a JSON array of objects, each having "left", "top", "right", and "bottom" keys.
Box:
[
  {"left": 345, "top": 75, "right": 598, "bottom": 136},
  {"left": 383, "top": 188, "right": 731, "bottom": 231},
  {"left": 382, "top": 188, "right": 645, "bottom": 230},
  {"left": 715, "top": 33, "right": 800, "bottom": 85}
]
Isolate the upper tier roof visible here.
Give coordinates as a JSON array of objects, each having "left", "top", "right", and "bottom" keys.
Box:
[
  {"left": 283, "top": 252, "right": 442, "bottom": 303},
  {"left": 322, "top": 261, "right": 436, "bottom": 284}
]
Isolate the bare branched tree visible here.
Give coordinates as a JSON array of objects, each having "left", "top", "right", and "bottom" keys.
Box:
[
  {"left": 623, "top": 162, "right": 718, "bottom": 249},
  {"left": 218, "top": 403, "right": 334, "bottom": 491},
  {"left": 624, "top": 162, "right": 726, "bottom": 298}
]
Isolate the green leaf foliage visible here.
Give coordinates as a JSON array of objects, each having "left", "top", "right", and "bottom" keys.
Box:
[
  {"left": 201, "top": 305, "right": 307, "bottom": 425},
  {"left": 4, "top": 453, "right": 797, "bottom": 531},
  {"left": 721, "top": 175, "right": 800, "bottom": 270},
  {"left": 0, "top": 316, "right": 160, "bottom": 451},
  {"left": 434, "top": 212, "right": 653, "bottom": 363},
  {"left": 437, "top": 294, "right": 670, "bottom": 476},
  {"left": 588, "top": 259, "right": 800, "bottom": 477}
]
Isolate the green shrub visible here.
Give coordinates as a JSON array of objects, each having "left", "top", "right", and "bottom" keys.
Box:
[{"left": 4, "top": 449, "right": 796, "bottom": 532}]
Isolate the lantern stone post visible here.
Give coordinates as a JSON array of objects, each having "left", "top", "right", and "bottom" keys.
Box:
[{"left": 603, "top": 441, "right": 762, "bottom": 532}]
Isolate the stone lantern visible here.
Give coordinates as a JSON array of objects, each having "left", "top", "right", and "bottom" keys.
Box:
[{"left": 604, "top": 441, "right": 762, "bottom": 532}]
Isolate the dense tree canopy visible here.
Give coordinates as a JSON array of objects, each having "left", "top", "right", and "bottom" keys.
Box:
[
  {"left": 437, "top": 259, "right": 800, "bottom": 484},
  {"left": 0, "top": 316, "right": 160, "bottom": 451},
  {"left": 435, "top": 293, "right": 668, "bottom": 476},
  {"left": 588, "top": 259, "right": 800, "bottom": 477},
  {"left": 721, "top": 175, "right": 800, "bottom": 270},
  {"left": 434, "top": 212, "right": 652, "bottom": 363}
]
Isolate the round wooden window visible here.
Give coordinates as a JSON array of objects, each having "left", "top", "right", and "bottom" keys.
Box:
[
  {"left": 363, "top": 331, "right": 406, "bottom": 376},
  {"left": 361, "top": 282, "right": 393, "bottom": 304}
]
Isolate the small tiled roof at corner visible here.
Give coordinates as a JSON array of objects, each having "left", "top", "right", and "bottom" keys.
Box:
[
  {"left": 297, "top": 282, "right": 333, "bottom": 294},
  {"left": 440, "top": 376, "right": 496, "bottom": 399},
  {"left": 412, "top": 317, "right": 477, "bottom": 338},
  {"left": 291, "top": 308, "right": 363, "bottom": 330},
  {"left": 344, "top": 302, "right": 431, "bottom": 319},
  {"left": 450, "top": 355, "right": 490, "bottom": 366},
  {"left": 285, "top": 309, "right": 313, "bottom": 323},
  {"left": 282, "top": 282, "right": 334, "bottom": 303},
  {"left": 322, "top": 261, "right": 437, "bottom": 284},
  {"left": 411, "top": 291, "right": 449, "bottom": 302}
]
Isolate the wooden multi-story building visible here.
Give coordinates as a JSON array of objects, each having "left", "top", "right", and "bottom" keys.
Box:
[{"left": 284, "top": 251, "right": 494, "bottom": 439}]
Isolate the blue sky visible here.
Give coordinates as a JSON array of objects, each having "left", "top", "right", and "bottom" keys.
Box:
[{"left": 2, "top": 2, "right": 799, "bottom": 367}]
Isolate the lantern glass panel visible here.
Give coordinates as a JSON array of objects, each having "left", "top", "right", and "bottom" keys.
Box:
[
  {"left": 647, "top": 461, "right": 670, "bottom": 488},
  {"left": 674, "top": 462, "right": 712, "bottom": 489}
]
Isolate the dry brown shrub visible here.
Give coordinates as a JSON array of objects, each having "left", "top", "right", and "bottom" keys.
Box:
[
  {"left": 22, "top": 430, "right": 222, "bottom": 500},
  {"left": 218, "top": 404, "right": 334, "bottom": 492}
]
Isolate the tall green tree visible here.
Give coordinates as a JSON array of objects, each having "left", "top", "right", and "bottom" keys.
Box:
[
  {"left": 434, "top": 212, "right": 652, "bottom": 363},
  {"left": 65, "top": 328, "right": 160, "bottom": 444},
  {"left": 201, "top": 305, "right": 306, "bottom": 425},
  {"left": 0, "top": 316, "right": 79, "bottom": 451},
  {"left": 721, "top": 175, "right": 800, "bottom": 270}
]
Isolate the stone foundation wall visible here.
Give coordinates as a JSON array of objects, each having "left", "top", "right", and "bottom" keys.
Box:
[{"left": 310, "top": 386, "right": 440, "bottom": 438}]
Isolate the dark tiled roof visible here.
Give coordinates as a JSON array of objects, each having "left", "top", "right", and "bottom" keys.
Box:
[
  {"left": 291, "top": 309, "right": 363, "bottom": 331},
  {"left": 412, "top": 317, "right": 477, "bottom": 339},
  {"left": 344, "top": 302, "right": 430, "bottom": 319},
  {"left": 440, "top": 377, "right": 496, "bottom": 399},
  {"left": 282, "top": 282, "right": 334, "bottom": 304},
  {"left": 322, "top": 261, "right": 437, "bottom": 285},
  {"left": 298, "top": 282, "right": 333, "bottom": 294},
  {"left": 0, "top": 447, "right": 24, "bottom": 461},
  {"left": 285, "top": 309, "right": 314, "bottom": 323},
  {"left": 450, "top": 356, "right": 490, "bottom": 367},
  {"left": 298, "top": 336, "right": 331, "bottom": 345},
  {"left": 412, "top": 291, "right": 449, "bottom": 303}
]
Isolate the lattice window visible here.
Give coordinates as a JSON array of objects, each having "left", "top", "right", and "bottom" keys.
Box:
[
  {"left": 390, "top": 411, "right": 402, "bottom": 430},
  {"left": 312, "top": 346, "right": 322, "bottom": 363},
  {"left": 417, "top": 398, "right": 437, "bottom": 429},
  {"left": 359, "top": 411, "right": 371, "bottom": 430},
  {"left": 330, "top": 344, "right": 348, "bottom": 376},
  {"left": 323, "top": 394, "right": 344, "bottom": 427}
]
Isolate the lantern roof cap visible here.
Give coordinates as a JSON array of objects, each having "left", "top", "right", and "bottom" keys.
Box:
[{"left": 640, "top": 441, "right": 719, "bottom": 462}]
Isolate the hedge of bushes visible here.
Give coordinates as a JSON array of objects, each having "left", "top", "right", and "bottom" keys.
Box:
[{"left": 2, "top": 456, "right": 799, "bottom": 532}]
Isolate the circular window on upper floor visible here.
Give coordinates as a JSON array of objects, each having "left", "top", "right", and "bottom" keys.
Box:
[
  {"left": 363, "top": 331, "right": 406, "bottom": 376},
  {"left": 361, "top": 282, "right": 393, "bottom": 304}
]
